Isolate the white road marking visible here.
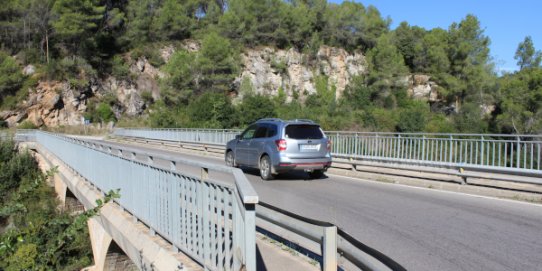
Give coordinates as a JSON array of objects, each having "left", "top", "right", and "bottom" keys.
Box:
[{"left": 328, "top": 173, "right": 542, "bottom": 208}]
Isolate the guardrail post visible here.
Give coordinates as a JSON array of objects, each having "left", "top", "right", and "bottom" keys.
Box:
[
  {"left": 449, "top": 135, "right": 453, "bottom": 164},
  {"left": 481, "top": 136, "right": 484, "bottom": 166},
  {"left": 323, "top": 226, "right": 337, "bottom": 271},
  {"left": 516, "top": 136, "right": 521, "bottom": 168},
  {"left": 397, "top": 134, "right": 401, "bottom": 160},
  {"left": 422, "top": 135, "right": 426, "bottom": 161}
]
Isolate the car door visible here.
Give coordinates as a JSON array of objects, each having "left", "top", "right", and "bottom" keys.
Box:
[
  {"left": 236, "top": 124, "right": 257, "bottom": 165},
  {"left": 248, "top": 124, "right": 268, "bottom": 167}
]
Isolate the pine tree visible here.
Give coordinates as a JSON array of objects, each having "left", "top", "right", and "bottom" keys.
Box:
[
  {"left": 515, "top": 36, "right": 542, "bottom": 70},
  {"left": 52, "top": 0, "right": 105, "bottom": 52}
]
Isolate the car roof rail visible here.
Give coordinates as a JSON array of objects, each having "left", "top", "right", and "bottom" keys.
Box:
[
  {"left": 288, "top": 119, "right": 315, "bottom": 123},
  {"left": 256, "top": 118, "right": 283, "bottom": 122}
]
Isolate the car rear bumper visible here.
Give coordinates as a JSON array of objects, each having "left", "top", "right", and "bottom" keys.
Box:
[{"left": 274, "top": 157, "right": 332, "bottom": 172}]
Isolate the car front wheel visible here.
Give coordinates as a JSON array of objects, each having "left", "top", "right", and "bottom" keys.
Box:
[
  {"left": 226, "top": 151, "right": 237, "bottom": 168},
  {"left": 259, "top": 155, "right": 274, "bottom": 180}
]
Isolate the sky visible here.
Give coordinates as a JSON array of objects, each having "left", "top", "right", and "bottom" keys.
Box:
[{"left": 330, "top": 0, "right": 542, "bottom": 72}]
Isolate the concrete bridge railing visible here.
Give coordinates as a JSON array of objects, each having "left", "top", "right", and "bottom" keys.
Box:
[{"left": 32, "top": 131, "right": 259, "bottom": 271}]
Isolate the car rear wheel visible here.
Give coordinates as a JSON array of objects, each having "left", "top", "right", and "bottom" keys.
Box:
[
  {"left": 308, "top": 170, "right": 324, "bottom": 179},
  {"left": 260, "top": 155, "right": 274, "bottom": 180},
  {"left": 226, "top": 151, "right": 237, "bottom": 168}
]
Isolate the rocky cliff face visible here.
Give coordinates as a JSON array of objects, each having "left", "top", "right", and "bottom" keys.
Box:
[
  {"left": 2, "top": 43, "right": 440, "bottom": 127},
  {"left": 2, "top": 81, "right": 90, "bottom": 127},
  {"left": 236, "top": 46, "right": 367, "bottom": 101},
  {"left": 1, "top": 56, "right": 163, "bottom": 127}
]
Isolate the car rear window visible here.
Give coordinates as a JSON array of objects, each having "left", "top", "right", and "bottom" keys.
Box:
[{"left": 285, "top": 125, "right": 323, "bottom": 139}]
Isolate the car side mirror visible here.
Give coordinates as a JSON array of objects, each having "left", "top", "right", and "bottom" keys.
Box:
[{"left": 235, "top": 134, "right": 241, "bottom": 140}]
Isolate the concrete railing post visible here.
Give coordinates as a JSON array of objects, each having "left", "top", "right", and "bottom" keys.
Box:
[
  {"left": 323, "top": 226, "right": 337, "bottom": 271},
  {"left": 244, "top": 203, "right": 257, "bottom": 271}
]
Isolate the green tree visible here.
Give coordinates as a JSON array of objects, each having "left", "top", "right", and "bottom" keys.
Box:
[
  {"left": 219, "top": 0, "right": 286, "bottom": 47},
  {"left": 497, "top": 68, "right": 542, "bottom": 134},
  {"left": 419, "top": 28, "right": 450, "bottom": 75},
  {"left": 123, "top": 0, "right": 158, "bottom": 46},
  {"left": 151, "top": 0, "right": 193, "bottom": 41},
  {"left": 393, "top": 22, "right": 425, "bottom": 71},
  {"left": 445, "top": 15, "right": 494, "bottom": 107},
  {"left": 515, "top": 36, "right": 542, "bottom": 70},
  {"left": 366, "top": 33, "right": 409, "bottom": 108},
  {"left": 52, "top": 0, "right": 105, "bottom": 52},
  {"left": 197, "top": 32, "right": 239, "bottom": 93},
  {"left": 236, "top": 94, "right": 276, "bottom": 125},
  {"left": 323, "top": 2, "right": 389, "bottom": 51},
  {"left": 161, "top": 32, "right": 238, "bottom": 104},
  {"left": 187, "top": 92, "right": 236, "bottom": 128},
  {"left": 162, "top": 50, "right": 197, "bottom": 104},
  {"left": 0, "top": 51, "right": 24, "bottom": 103}
]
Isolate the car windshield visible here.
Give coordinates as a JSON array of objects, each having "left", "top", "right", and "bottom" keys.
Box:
[{"left": 285, "top": 124, "right": 323, "bottom": 139}]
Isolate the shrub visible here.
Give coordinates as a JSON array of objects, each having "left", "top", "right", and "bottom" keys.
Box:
[
  {"left": 96, "top": 103, "right": 116, "bottom": 123},
  {"left": 17, "top": 121, "right": 37, "bottom": 129},
  {"left": 396, "top": 101, "right": 430, "bottom": 132},
  {"left": 236, "top": 94, "right": 276, "bottom": 126},
  {"left": 187, "top": 92, "right": 236, "bottom": 128},
  {"left": 111, "top": 55, "right": 131, "bottom": 80}
]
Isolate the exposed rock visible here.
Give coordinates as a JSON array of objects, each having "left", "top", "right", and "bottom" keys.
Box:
[
  {"left": 480, "top": 104, "right": 495, "bottom": 116},
  {"left": 5, "top": 111, "right": 27, "bottom": 127},
  {"left": 160, "top": 45, "right": 176, "bottom": 63},
  {"left": 131, "top": 57, "right": 165, "bottom": 79},
  {"left": 23, "top": 65, "right": 35, "bottom": 76},
  {"left": 99, "top": 76, "right": 148, "bottom": 116},
  {"left": 407, "top": 75, "right": 439, "bottom": 102},
  {"left": 237, "top": 46, "right": 367, "bottom": 101},
  {"left": 181, "top": 39, "right": 200, "bottom": 53},
  {"left": 22, "top": 81, "right": 86, "bottom": 127}
]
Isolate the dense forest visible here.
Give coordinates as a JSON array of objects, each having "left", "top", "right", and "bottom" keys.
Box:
[{"left": 1, "top": 0, "right": 541, "bottom": 133}]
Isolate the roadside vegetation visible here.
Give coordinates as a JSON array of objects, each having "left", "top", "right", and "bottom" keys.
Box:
[
  {"left": 0, "top": 138, "right": 118, "bottom": 270},
  {"left": 0, "top": 0, "right": 541, "bottom": 133}
]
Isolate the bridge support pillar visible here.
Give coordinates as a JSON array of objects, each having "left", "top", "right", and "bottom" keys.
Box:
[
  {"left": 88, "top": 217, "right": 113, "bottom": 271},
  {"left": 53, "top": 169, "right": 67, "bottom": 205}
]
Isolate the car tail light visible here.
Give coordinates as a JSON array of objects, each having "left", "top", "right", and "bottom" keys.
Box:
[
  {"left": 275, "top": 139, "right": 287, "bottom": 152},
  {"left": 327, "top": 140, "right": 332, "bottom": 152}
]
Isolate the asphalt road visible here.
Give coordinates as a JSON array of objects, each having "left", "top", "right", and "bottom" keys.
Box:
[{"left": 94, "top": 139, "right": 542, "bottom": 271}]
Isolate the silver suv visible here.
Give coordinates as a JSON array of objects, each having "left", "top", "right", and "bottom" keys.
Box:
[{"left": 225, "top": 118, "right": 332, "bottom": 180}]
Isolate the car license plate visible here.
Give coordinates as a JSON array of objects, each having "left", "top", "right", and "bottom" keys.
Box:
[{"left": 300, "top": 144, "right": 319, "bottom": 151}]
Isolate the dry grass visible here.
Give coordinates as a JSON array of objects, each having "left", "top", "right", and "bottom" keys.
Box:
[{"left": 43, "top": 125, "right": 110, "bottom": 136}]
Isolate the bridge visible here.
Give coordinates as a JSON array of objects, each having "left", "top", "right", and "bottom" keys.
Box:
[{"left": 11, "top": 129, "right": 542, "bottom": 271}]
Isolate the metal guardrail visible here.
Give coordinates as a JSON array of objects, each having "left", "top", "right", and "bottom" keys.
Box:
[
  {"left": 113, "top": 128, "right": 542, "bottom": 178},
  {"left": 26, "top": 130, "right": 258, "bottom": 271},
  {"left": 114, "top": 128, "right": 241, "bottom": 146},
  {"left": 327, "top": 132, "right": 542, "bottom": 176},
  {"left": 14, "top": 129, "right": 36, "bottom": 142},
  {"left": 257, "top": 202, "right": 407, "bottom": 271},
  {"left": 0, "top": 130, "right": 11, "bottom": 140}
]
